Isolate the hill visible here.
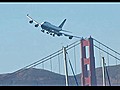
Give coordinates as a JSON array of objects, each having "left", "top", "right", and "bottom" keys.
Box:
[{"left": 0, "top": 64, "right": 120, "bottom": 86}]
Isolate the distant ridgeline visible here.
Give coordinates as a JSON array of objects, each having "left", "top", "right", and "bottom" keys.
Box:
[{"left": 0, "top": 65, "right": 120, "bottom": 86}]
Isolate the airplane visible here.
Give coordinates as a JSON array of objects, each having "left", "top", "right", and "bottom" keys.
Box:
[{"left": 26, "top": 14, "right": 80, "bottom": 39}]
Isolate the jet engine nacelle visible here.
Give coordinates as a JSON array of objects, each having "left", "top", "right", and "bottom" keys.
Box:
[
  {"left": 35, "top": 24, "right": 39, "bottom": 27},
  {"left": 69, "top": 36, "right": 73, "bottom": 39},
  {"left": 57, "top": 33, "right": 62, "bottom": 36},
  {"left": 29, "top": 20, "right": 33, "bottom": 24},
  {"left": 41, "top": 30, "right": 44, "bottom": 33}
]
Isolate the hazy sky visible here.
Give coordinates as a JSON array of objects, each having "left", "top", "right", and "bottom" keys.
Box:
[{"left": 0, "top": 2, "right": 120, "bottom": 75}]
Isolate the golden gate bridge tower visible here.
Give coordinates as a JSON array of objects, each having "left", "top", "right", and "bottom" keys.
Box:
[{"left": 80, "top": 36, "right": 97, "bottom": 86}]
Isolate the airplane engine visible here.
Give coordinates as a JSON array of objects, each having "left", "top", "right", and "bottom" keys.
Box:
[
  {"left": 53, "top": 34, "right": 55, "bottom": 37},
  {"left": 50, "top": 33, "right": 52, "bottom": 35},
  {"left": 46, "top": 32, "right": 49, "bottom": 34},
  {"left": 57, "top": 33, "right": 62, "bottom": 36},
  {"left": 57, "top": 34, "right": 60, "bottom": 36},
  {"left": 35, "top": 24, "right": 39, "bottom": 27},
  {"left": 29, "top": 20, "right": 33, "bottom": 24},
  {"left": 41, "top": 30, "right": 44, "bottom": 33},
  {"left": 69, "top": 36, "right": 73, "bottom": 39}
]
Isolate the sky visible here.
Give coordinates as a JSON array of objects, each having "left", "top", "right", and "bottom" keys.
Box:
[{"left": 0, "top": 2, "right": 120, "bottom": 75}]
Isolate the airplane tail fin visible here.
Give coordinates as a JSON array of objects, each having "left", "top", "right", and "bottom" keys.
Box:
[{"left": 59, "top": 19, "right": 66, "bottom": 28}]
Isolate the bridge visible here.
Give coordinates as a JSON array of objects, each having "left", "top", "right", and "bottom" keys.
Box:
[{"left": 9, "top": 36, "right": 120, "bottom": 86}]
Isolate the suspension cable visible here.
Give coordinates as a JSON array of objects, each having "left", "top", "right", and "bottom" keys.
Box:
[
  {"left": 42, "top": 62, "right": 44, "bottom": 70},
  {"left": 58, "top": 53, "right": 61, "bottom": 74},
  {"left": 66, "top": 52, "right": 79, "bottom": 86},
  {"left": 74, "top": 45, "right": 77, "bottom": 73},
  {"left": 22, "top": 49, "right": 62, "bottom": 69},
  {"left": 98, "top": 43, "right": 102, "bottom": 67},
  {"left": 94, "top": 45, "right": 120, "bottom": 61},
  {"left": 93, "top": 38, "right": 120, "bottom": 56},
  {"left": 66, "top": 42, "right": 80, "bottom": 51},
  {"left": 23, "top": 39, "right": 80, "bottom": 70},
  {"left": 50, "top": 59, "right": 52, "bottom": 72},
  {"left": 102, "top": 57, "right": 111, "bottom": 86},
  {"left": 3, "top": 39, "right": 81, "bottom": 81},
  {"left": 115, "top": 52, "right": 118, "bottom": 85},
  {"left": 105, "top": 65, "right": 111, "bottom": 86},
  {"left": 28, "top": 40, "right": 81, "bottom": 69},
  {"left": 107, "top": 48, "right": 110, "bottom": 67}
]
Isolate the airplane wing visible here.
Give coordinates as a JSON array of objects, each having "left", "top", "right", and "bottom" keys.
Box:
[
  {"left": 61, "top": 32, "right": 82, "bottom": 39},
  {"left": 61, "top": 29, "right": 72, "bottom": 33},
  {"left": 26, "top": 14, "right": 81, "bottom": 40},
  {"left": 26, "top": 14, "right": 41, "bottom": 27}
]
